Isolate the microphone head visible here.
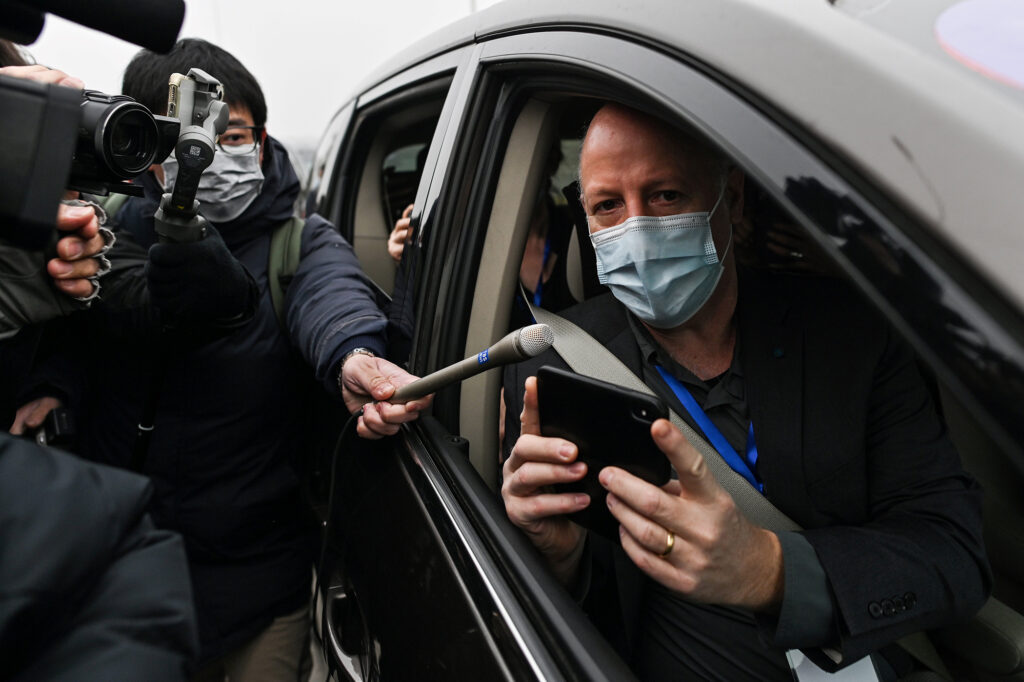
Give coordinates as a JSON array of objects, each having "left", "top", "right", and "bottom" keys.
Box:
[{"left": 516, "top": 324, "right": 554, "bottom": 358}]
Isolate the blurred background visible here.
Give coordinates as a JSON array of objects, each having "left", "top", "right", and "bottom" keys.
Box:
[{"left": 27, "top": 0, "right": 505, "bottom": 170}]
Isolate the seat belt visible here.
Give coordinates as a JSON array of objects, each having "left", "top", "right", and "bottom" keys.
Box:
[{"left": 524, "top": 297, "right": 952, "bottom": 680}]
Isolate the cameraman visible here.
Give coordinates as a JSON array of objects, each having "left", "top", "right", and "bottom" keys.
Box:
[
  {"left": 0, "top": 53, "right": 198, "bottom": 681},
  {"left": 0, "top": 57, "right": 114, "bottom": 336},
  {"left": 22, "top": 38, "right": 429, "bottom": 680}
]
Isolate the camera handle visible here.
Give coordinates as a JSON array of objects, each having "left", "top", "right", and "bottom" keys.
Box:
[
  {"left": 155, "top": 69, "right": 229, "bottom": 244},
  {"left": 154, "top": 195, "right": 209, "bottom": 243}
]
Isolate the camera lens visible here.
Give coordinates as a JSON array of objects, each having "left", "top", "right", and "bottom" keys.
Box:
[
  {"left": 103, "top": 106, "right": 158, "bottom": 176},
  {"left": 111, "top": 124, "right": 139, "bottom": 155}
]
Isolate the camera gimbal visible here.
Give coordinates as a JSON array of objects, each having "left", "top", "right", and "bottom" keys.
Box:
[{"left": 153, "top": 67, "right": 229, "bottom": 244}]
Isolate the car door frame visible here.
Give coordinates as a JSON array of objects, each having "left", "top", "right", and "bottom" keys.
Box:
[{"left": 315, "top": 41, "right": 637, "bottom": 682}]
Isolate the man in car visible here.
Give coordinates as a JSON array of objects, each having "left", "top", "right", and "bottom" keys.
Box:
[
  {"left": 501, "top": 102, "right": 989, "bottom": 679},
  {"left": 18, "top": 39, "right": 429, "bottom": 680}
]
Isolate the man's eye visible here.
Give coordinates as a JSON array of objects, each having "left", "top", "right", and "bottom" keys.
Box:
[
  {"left": 222, "top": 134, "right": 245, "bottom": 145},
  {"left": 654, "top": 190, "right": 681, "bottom": 202},
  {"left": 594, "top": 200, "right": 618, "bottom": 213}
]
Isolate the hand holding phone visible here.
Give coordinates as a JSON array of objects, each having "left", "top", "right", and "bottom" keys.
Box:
[{"left": 537, "top": 365, "right": 671, "bottom": 541}]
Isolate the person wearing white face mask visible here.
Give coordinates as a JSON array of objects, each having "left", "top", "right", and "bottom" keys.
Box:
[
  {"left": 20, "top": 39, "right": 432, "bottom": 681},
  {"left": 501, "top": 103, "right": 988, "bottom": 680}
]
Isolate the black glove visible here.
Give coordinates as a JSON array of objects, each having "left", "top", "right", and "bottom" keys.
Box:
[{"left": 147, "top": 227, "right": 257, "bottom": 326}]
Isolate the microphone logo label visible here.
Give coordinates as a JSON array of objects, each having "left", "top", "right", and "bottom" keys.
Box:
[{"left": 478, "top": 350, "right": 489, "bottom": 365}]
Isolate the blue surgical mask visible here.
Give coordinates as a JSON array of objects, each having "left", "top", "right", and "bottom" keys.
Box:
[
  {"left": 589, "top": 185, "right": 730, "bottom": 329},
  {"left": 161, "top": 148, "right": 264, "bottom": 224}
]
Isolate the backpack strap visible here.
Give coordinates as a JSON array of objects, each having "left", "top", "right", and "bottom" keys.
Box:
[{"left": 268, "top": 215, "right": 305, "bottom": 328}]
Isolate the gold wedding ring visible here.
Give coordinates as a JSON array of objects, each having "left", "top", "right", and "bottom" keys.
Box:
[{"left": 659, "top": 530, "right": 675, "bottom": 557}]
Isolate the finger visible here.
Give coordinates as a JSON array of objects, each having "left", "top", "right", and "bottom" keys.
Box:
[
  {"left": 55, "top": 204, "right": 96, "bottom": 232},
  {"left": 357, "top": 404, "right": 400, "bottom": 438},
  {"left": 519, "top": 376, "right": 541, "bottom": 436},
  {"left": 56, "top": 235, "right": 86, "bottom": 261},
  {"left": 650, "top": 419, "right": 718, "bottom": 502},
  {"left": 507, "top": 433, "right": 578, "bottom": 472},
  {"left": 53, "top": 277, "right": 95, "bottom": 298},
  {"left": 355, "top": 414, "right": 387, "bottom": 440},
  {"left": 506, "top": 489, "right": 590, "bottom": 526},
  {"left": 48, "top": 256, "right": 99, "bottom": 280},
  {"left": 374, "top": 399, "right": 428, "bottom": 424},
  {"left": 599, "top": 465, "right": 683, "bottom": 534},
  {"left": 0, "top": 65, "right": 83, "bottom": 89},
  {"left": 347, "top": 356, "right": 399, "bottom": 403},
  {"left": 505, "top": 459, "right": 586, "bottom": 497},
  {"left": 24, "top": 402, "right": 53, "bottom": 429},
  {"left": 607, "top": 490, "right": 679, "bottom": 556},
  {"left": 402, "top": 204, "right": 414, "bottom": 219},
  {"left": 9, "top": 401, "right": 38, "bottom": 434},
  {"left": 617, "top": 524, "right": 695, "bottom": 593}
]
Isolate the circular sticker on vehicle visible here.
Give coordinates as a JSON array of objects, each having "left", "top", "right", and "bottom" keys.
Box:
[{"left": 935, "top": 0, "right": 1024, "bottom": 89}]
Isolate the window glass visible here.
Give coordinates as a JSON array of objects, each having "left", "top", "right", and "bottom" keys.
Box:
[{"left": 334, "top": 82, "right": 450, "bottom": 294}]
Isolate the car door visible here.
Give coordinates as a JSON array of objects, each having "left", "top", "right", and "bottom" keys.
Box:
[{"left": 311, "top": 44, "right": 636, "bottom": 682}]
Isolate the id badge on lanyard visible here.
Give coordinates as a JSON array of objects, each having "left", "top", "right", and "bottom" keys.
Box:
[{"left": 787, "top": 650, "right": 880, "bottom": 681}]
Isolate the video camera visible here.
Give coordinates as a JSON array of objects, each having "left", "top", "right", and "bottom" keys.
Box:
[{"left": 0, "top": 0, "right": 187, "bottom": 249}]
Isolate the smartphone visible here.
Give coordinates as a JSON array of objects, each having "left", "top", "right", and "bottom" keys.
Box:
[{"left": 536, "top": 365, "right": 671, "bottom": 541}]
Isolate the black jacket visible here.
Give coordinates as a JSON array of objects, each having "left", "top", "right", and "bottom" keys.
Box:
[
  {"left": 0, "top": 435, "right": 198, "bottom": 680},
  {"left": 503, "top": 270, "right": 990, "bottom": 672},
  {"left": 58, "top": 138, "right": 387, "bottom": 660}
]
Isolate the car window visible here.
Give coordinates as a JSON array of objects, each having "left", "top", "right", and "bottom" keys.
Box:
[{"left": 327, "top": 77, "right": 451, "bottom": 295}]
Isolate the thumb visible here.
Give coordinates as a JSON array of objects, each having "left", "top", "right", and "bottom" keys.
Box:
[
  {"left": 520, "top": 376, "right": 541, "bottom": 436},
  {"left": 345, "top": 355, "right": 396, "bottom": 401},
  {"left": 650, "top": 418, "right": 718, "bottom": 502}
]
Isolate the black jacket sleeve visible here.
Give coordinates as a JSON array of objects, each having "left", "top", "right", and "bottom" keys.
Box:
[
  {"left": 0, "top": 436, "right": 198, "bottom": 681},
  {"left": 284, "top": 215, "right": 388, "bottom": 398}
]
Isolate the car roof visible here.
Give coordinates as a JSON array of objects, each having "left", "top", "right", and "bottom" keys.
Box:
[{"left": 357, "top": 0, "right": 1024, "bottom": 311}]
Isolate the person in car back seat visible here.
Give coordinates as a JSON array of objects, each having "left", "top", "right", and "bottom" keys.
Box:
[
  {"left": 389, "top": 145, "right": 577, "bottom": 330},
  {"left": 501, "top": 102, "right": 990, "bottom": 680},
  {"left": 15, "top": 39, "right": 430, "bottom": 681}
]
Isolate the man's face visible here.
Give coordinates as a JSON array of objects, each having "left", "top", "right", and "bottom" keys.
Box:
[
  {"left": 220, "top": 105, "right": 264, "bottom": 165},
  {"left": 150, "top": 104, "right": 263, "bottom": 181},
  {"left": 579, "top": 104, "right": 742, "bottom": 254}
]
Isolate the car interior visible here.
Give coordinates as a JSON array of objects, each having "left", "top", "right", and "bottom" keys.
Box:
[{"left": 328, "top": 73, "right": 1024, "bottom": 679}]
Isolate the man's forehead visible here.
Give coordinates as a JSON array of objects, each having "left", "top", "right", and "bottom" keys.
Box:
[{"left": 582, "top": 106, "right": 709, "bottom": 169}]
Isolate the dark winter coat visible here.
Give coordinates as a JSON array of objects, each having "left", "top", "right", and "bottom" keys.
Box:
[
  {"left": 0, "top": 435, "right": 198, "bottom": 680},
  {"left": 71, "top": 137, "right": 387, "bottom": 660}
]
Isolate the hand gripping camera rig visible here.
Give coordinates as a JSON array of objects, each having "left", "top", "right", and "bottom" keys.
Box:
[{"left": 153, "top": 68, "right": 229, "bottom": 244}]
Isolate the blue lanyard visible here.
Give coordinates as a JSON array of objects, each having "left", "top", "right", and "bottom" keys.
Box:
[
  {"left": 655, "top": 365, "right": 763, "bottom": 493},
  {"left": 533, "top": 237, "right": 551, "bottom": 307}
]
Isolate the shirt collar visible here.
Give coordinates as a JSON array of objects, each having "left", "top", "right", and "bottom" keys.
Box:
[{"left": 627, "top": 313, "right": 745, "bottom": 410}]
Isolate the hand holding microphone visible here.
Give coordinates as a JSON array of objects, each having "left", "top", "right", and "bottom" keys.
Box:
[
  {"left": 342, "top": 324, "right": 552, "bottom": 440},
  {"left": 390, "top": 323, "right": 554, "bottom": 403}
]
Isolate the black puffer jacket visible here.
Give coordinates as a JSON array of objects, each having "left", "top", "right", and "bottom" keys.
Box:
[
  {"left": 72, "top": 138, "right": 387, "bottom": 660},
  {"left": 0, "top": 435, "right": 198, "bottom": 680}
]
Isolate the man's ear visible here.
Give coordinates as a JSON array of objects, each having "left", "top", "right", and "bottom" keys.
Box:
[{"left": 726, "top": 165, "right": 745, "bottom": 224}]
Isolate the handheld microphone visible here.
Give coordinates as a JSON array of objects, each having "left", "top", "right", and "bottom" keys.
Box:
[{"left": 390, "top": 324, "right": 553, "bottom": 403}]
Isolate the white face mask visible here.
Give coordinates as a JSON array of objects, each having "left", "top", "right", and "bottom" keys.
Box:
[
  {"left": 161, "top": 149, "right": 264, "bottom": 224},
  {"left": 589, "top": 184, "right": 730, "bottom": 329}
]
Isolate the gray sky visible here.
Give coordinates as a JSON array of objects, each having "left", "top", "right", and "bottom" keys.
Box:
[{"left": 28, "top": 0, "right": 503, "bottom": 152}]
